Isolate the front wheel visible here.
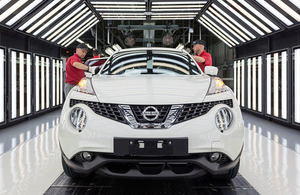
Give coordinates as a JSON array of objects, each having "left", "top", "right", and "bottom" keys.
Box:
[
  {"left": 214, "top": 160, "right": 240, "bottom": 180},
  {"left": 62, "top": 156, "right": 88, "bottom": 178}
]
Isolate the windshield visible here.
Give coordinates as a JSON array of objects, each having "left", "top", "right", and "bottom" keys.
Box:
[{"left": 101, "top": 50, "right": 201, "bottom": 75}]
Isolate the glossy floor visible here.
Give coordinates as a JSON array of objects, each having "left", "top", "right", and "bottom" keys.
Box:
[{"left": 0, "top": 110, "right": 299, "bottom": 195}]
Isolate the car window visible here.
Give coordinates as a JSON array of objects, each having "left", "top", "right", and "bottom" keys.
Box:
[{"left": 101, "top": 50, "right": 200, "bottom": 75}]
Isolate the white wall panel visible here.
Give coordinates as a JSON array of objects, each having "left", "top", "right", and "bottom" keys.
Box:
[
  {"left": 0, "top": 48, "right": 4, "bottom": 123},
  {"left": 295, "top": 48, "right": 300, "bottom": 123}
]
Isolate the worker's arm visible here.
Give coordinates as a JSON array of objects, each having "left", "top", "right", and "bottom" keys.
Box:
[
  {"left": 192, "top": 55, "right": 205, "bottom": 63},
  {"left": 73, "top": 62, "right": 89, "bottom": 71}
]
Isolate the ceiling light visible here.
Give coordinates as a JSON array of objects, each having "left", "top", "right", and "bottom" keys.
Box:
[
  {"left": 151, "top": 8, "right": 200, "bottom": 11},
  {"left": 5, "top": 0, "right": 42, "bottom": 26},
  {"left": 271, "top": 0, "right": 300, "bottom": 22},
  {"left": 91, "top": 1, "right": 145, "bottom": 4},
  {"left": 0, "top": 0, "right": 28, "bottom": 23},
  {"left": 18, "top": 0, "right": 60, "bottom": 31},
  {"left": 289, "top": 0, "right": 300, "bottom": 9},
  {"left": 152, "top": 5, "right": 203, "bottom": 8},
  {"left": 102, "top": 18, "right": 146, "bottom": 20},
  {"left": 200, "top": 18, "right": 235, "bottom": 47},
  {"left": 219, "top": 0, "right": 265, "bottom": 36},
  {"left": 33, "top": 0, "right": 80, "bottom": 35},
  {"left": 207, "top": 8, "right": 245, "bottom": 42},
  {"left": 64, "top": 20, "right": 99, "bottom": 47},
  {"left": 209, "top": 6, "right": 251, "bottom": 41},
  {"left": 198, "top": 19, "right": 232, "bottom": 47},
  {"left": 205, "top": 12, "right": 240, "bottom": 44},
  {"left": 94, "top": 5, "right": 144, "bottom": 8},
  {"left": 152, "top": 17, "right": 194, "bottom": 20},
  {"left": 96, "top": 9, "right": 145, "bottom": 11},
  {"left": 152, "top": 1, "right": 206, "bottom": 5},
  {"left": 102, "top": 15, "right": 146, "bottom": 18},
  {"left": 227, "top": 0, "right": 272, "bottom": 33},
  {"left": 239, "top": 0, "right": 279, "bottom": 30},
  {"left": 256, "top": 0, "right": 293, "bottom": 26},
  {"left": 26, "top": 0, "right": 71, "bottom": 33},
  {"left": 151, "top": 12, "right": 197, "bottom": 15},
  {"left": 0, "top": 0, "right": 11, "bottom": 9},
  {"left": 41, "top": 4, "right": 86, "bottom": 39}
]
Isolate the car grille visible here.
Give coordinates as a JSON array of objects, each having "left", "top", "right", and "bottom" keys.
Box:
[
  {"left": 130, "top": 105, "right": 171, "bottom": 123},
  {"left": 70, "top": 99, "right": 127, "bottom": 124},
  {"left": 174, "top": 99, "right": 233, "bottom": 124},
  {"left": 70, "top": 99, "right": 233, "bottom": 127}
]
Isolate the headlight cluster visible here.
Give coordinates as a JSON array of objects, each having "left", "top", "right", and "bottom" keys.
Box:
[
  {"left": 70, "top": 107, "right": 87, "bottom": 131},
  {"left": 207, "top": 77, "right": 227, "bottom": 95},
  {"left": 215, "top": 108, "right": 233, "bottom": 131},
  {"left": 74, "top": 77, "right": 95, "bottom": 95}
]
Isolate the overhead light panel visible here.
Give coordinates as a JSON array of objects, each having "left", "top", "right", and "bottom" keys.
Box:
[
  {"left": 94, "top": 5, "right": 144, "bottom": 8},
  {"left": 91, "top": 1, "right": 145, "bottom": 4},
  {"left": 289, "top": 0, "right": 300, "bottom": 9},
  {"left": 5, "top": 0, "right": 42, "bottom": 26},
  {"left": 0, "top": 0, "right": 28, "bottom": 23},
  {"left": 271, "top": 0, "right": 300, "bottom": 22},
  {"left": 96, "top": 9, "right": 145, "bottom": 11},
  {"left": 152, "top": 5, "right": 203, "bottom": 8},
  {"left": 152, "top": 8, "right": 200, "bottom": 11},
  {"left": 0, "top": 0, "right": 11, "bottom": 10},
  {"left": 152, "top": 1, "right": 206, "bottom": 5}
]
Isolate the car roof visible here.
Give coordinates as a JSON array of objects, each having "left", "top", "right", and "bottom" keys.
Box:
[{"left": 114, "top": 47, "right": 187, "bottom": 54}]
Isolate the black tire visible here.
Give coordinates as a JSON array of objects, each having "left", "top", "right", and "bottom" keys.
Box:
[
  {"left": 214, "top": 160, "right": 240, "bottom": 180},
  {"left": 62, "top": 156, "right": 87, "bottom": 178}
]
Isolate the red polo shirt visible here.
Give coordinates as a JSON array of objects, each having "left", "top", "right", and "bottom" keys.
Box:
[
  {"left": 196, "top": 50, "right": 212, "bottom": 72},
  {"left": 65, "top": 53, "right": 85, "bottom": 85}
]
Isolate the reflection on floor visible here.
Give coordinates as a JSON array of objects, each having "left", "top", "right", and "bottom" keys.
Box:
[
  {"left": 45, "top": 173, "right": 258, "bottom": 195},
  {"left": 0, "top": 110, "right": 299, "bottom": 195}
]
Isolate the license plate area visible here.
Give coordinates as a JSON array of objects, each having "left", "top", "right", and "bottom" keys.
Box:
[{"left": 114, "top": 138, "right": 188, "bottom": 156}]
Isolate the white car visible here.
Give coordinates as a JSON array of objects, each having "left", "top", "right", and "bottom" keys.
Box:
[{"left": 59, "top": 47, "right": 244, "bottom": 180}]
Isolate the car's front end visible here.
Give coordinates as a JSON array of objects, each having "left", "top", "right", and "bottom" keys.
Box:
[{"left": 59, "top": 48, "right": 244, "bottom": 179}]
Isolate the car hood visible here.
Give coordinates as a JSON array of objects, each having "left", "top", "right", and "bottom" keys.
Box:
[{"left": 92, "top": 75, "right": 211, "bottom": 104}]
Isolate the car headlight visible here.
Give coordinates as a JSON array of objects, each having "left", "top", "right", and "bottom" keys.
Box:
[
  {"left": 215, "top": 107, "right": 233, "bottom": 131},
  {"left": 207, "top": 77, "right": 227, "bottom": 95},
  {"left": 74, "top": 77, "right": 95, "bottom": 95},
  {"left": 70, "top": 107, "right": 87, "bottom": 131}
]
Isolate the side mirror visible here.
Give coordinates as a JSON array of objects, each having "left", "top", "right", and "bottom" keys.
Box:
[{"left": 204, "top": 66, "right": 218, "bottom": 76}]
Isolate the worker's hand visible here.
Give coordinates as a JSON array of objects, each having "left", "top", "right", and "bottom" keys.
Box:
[{"left": 88, "top": 66, "right": 100, "bottom": 74}]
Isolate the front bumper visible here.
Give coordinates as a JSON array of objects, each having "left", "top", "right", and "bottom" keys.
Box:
[{"left": 62, "top": 148, "right": 242, "bottom": 178}]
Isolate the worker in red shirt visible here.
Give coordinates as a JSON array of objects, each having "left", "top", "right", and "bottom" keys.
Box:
[
  {"left": 191, "top": 39, "right": 212, "bottom": 72},
  {"left": 64, "top": 43, "right": 90, "bottom": 97},
  {"left": 90, "top": 48, "right": 106, "bottom": 67}
]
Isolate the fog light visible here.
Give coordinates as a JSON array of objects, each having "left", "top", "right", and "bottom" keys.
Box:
[
  {"left": 215, "top": 107, "right": 233, "bottom": 131},
  {"left": 70, "top": 107, "right": 87, "bottom": 131},
  {"left": 210, "top": 152, "right": 220, "bottom": 162},
  {"left": 82, "top": 152, "right": 93, "bottom": 161}
]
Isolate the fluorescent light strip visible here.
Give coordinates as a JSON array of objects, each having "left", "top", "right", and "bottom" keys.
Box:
[
  {"left": 271, "top": 0, "right": 300, "bottom": 22},
  {"left": 60, "top": 61, "right": 63, "bottom": 104},
  {"left": 151, "top": 8, "right": 200, "bottom": 11},
  {"left": 239, "top": 0, "right": 279, "bottom": 30},
  {"left": 19, "top": 53, "right": 24, "bottom": 116},
  {"left": 19, "top": 0, "right": 60, "bottom": 31},
  {"left": 212, "top": 4, "right": 254, "bottom": 40},
  {"left": 41, "top": 57, "right": 45, "bottom": 110},
  {"left": 152, "top": 5, "right": 203, "bottom": 8},
  {"left": 50, "top": 9, "right": 90, "bottom": 42},
  {"left": 252, "top": 57, "right": 257, "bottom": 111},
  {"left": 33, "top": 0, "right": 79, "bottom": 35},
  {"left": 56, "top": 60, "right": 59, "bottom": 105},
  {"left": 208, "top": 8, "right": 246, "bottom": 42},
  {"left": 26, "top": 54, "right": 31, "bottom": 114},
  {"left": 281, "top": 51, "right": 287, "bottom": 119},
  {"left": 152, "top": 12, "right": 197, "bottom": 15},
  {"left": 64, "top": 20, "right": 99, "bottom": 47},
  {"left": 274, "top": 53, "right": 279, "bottom": 117},
  {"left": 102, "top": 15, "right": 146, "bottom": 18},
  {"left": 205, "top": 12, "right": 240, "bottom": 44},
  {"left": 152, "top": 1, "right": 206, "bottom": 5},
  {"left": 241, "top": 59, "right": 245, "bottom": 107},
  {"left": 103, "top": 18, "right": 146, "bottom": 20},
  {"left": 11, "top": 51, "right": 17, "bottom": 119},
  {"left": 41, "top": 4, "right": 86, "bottom": 39},
  {"left": 289, "top": 0, "right": 300, "bottom": 9},
  {"left": 0, "top": 0, "right": 11, "bottom": 9},
  {"left": 58, "top": 16, "right": 95, "bottom": 44},
  {"left": 94, "top": 5, "right": 145, "bottom": 8},
  {"left": 52, "top": 60, "right": 56, "bottom": 106},
  {"left": 0, "top": 49, "right": 4, "bottom": 122},
  {"left": 35, "top": 56, "right": 40, "bottom": 111},
  {"left": 256, "top": 0, "right": 293, "bottom": 26},
  {"left": 219, "top": 0, "right": 265, "bottom": 36},
  {"left": 267, "top": 54, "right": 271, "bottom": 115},
  {"left": 295, "top": 48, "right": 300, "bottom": 123},
  {"left": 200, "top": 17, "right": 236, "bottom": 46},
  {"left": 228, "top": 0, "right": 272, "bottom": 33},
  {"left": 237, "top": 60, "right": 241, "bottom": 105},
  {"left": 152, "top": 15, "right": 195, "bottom": 18},
  {"left": 258, "top": 56, "right": 262, "bottom": 112},
  {"left": 234, "top": 61, "right": 237, "bottom": 98},
  {"left": 96, "top": 9, "right": 145, "bottom": 11},
  {"left": 91, "top": 1, "right": 145, "bottom": 4},
  {"left": 0, "top": 0, "right": 28, "bottom": 22},
  {"left": 197, "top": 19, "right": 232, "bottom": 47},
  {"left": 248, "top": 59, "right": 251, "bottom": 109},
  {"left": 6, "top": 0, "right": 42, "bottom": 26}
]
